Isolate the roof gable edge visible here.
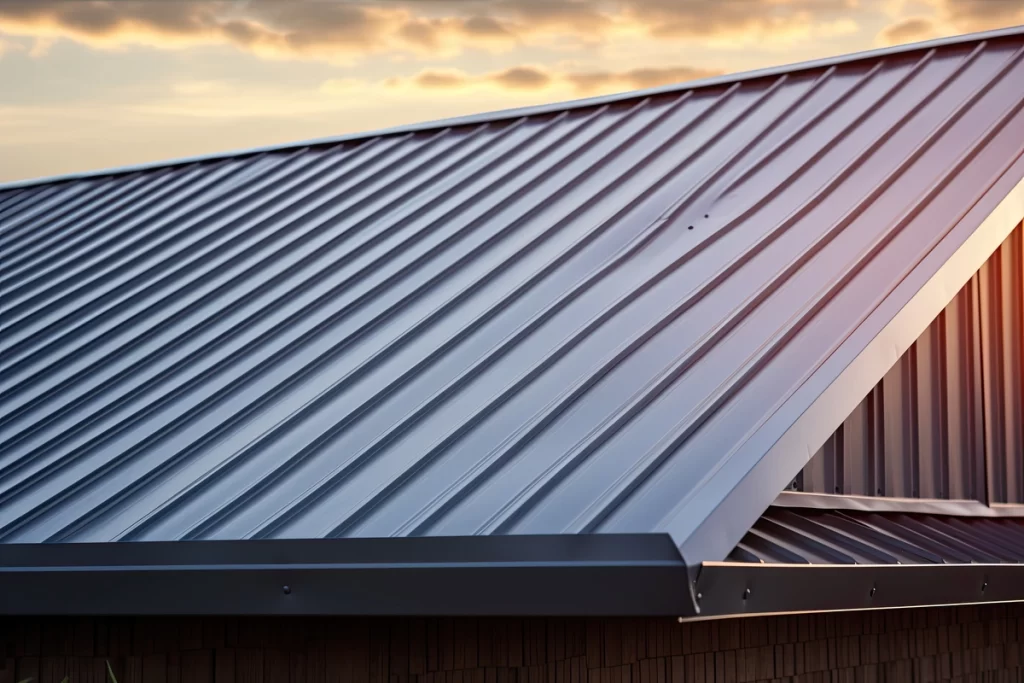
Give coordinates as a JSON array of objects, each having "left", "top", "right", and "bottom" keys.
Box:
[{"left": 666, "top": 142, "right": 1024, "bottom": 582}]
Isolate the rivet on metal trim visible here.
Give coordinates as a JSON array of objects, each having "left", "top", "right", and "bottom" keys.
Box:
[{"left": 282, "top": 585, "right": 292, "bottom": 595}]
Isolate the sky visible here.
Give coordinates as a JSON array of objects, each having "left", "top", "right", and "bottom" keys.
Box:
[{"left": 0, "top": 0, "right": 1021, "bottom": 184}]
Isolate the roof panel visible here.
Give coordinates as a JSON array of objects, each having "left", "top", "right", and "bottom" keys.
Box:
[
  {"left": 732, "top": 506, "right": 1024, "bottom": 564},
  {"left": 1, "top": 31, "right": 1024, "bottom": 567}
]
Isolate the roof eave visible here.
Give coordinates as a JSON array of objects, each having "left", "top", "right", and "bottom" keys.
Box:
[{"left": 0, "top": 533, "right": 696, "bottom": 617}]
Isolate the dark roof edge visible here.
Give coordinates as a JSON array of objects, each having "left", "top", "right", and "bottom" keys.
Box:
[
  {"left": 772, "top": 492, "right": 1024, "bottom": 517},
  {"left": 668, "top": 135, "right": 1024, "bottom": 574},
  {"left": 3, "top": 24, "right": 1022, "bottom": 192},
  {"left": 0, "top": 533, "right": 696, "bottom": 616},
  {"left": 694, "top": 561, "right": 1024, "bottom": 619}
]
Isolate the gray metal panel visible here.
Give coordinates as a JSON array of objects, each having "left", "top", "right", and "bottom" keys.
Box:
[
  {"left": 978, "top": 226, "right": 1024, "bottom": 503},
  {"left": 800, "top": 220, "right": 1024, "bottom": 503},
  {"left": 2, "top": 31, "right": 1024, "bottom": 570},
  {"left": 730, "top": 506, "right": 1024, "bottom": 565}
]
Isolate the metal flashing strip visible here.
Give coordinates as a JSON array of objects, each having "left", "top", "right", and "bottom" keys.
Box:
[
  {"left": 2, "top": 25, "right": 1022, "bottom": 191},
  {"left": 695, "top": 561, "right": 1024, "bottom": 618},
  {"left": 0, "top": 534, "right": 694, "bottom": 616},
  {"left": 772, "top": 492, "right": 1024, "bottom": 517}
]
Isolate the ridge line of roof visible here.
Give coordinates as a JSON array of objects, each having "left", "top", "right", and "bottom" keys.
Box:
[{"left": 1, "top": 23, "right": 1022, "bottom": 192}]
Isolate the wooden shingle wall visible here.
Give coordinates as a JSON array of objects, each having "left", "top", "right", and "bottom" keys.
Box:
[{"left": 3, "top": 604, "right": 1024, "bottom": 683}]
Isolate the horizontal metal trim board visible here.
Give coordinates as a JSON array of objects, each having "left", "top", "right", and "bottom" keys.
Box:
[
  {"left": 0, "top": 564, "right": 694, "bottom": 616},
  {"left": 0, "top": 534, "right": 693, "bottom": 616},
  {"left": 696, "top": 561, "right": 1024, "bottom": 617},
  {"left": 0, "top": 532, "right": 683, "bottom": 567},
  {"left": 772, "top": 492, "right": 1024, "bottom": 517},
  {"left": 2, "top": 25, "right": 1022, "bottom": 191}
]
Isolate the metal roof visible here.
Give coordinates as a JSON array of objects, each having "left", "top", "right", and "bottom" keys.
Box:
[
  {"left": 3, "top": 27, "right": 1024, "bottom": 609},
  {"left": 732, "top": 505, "right": 1024, "bottom": 565}
]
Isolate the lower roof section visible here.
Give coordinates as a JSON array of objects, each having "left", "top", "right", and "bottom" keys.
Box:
[
  {"left": 691, "top": 499, "right": 1024, "bottom": 618},
  {"left": 731, "top": 501, "right": 1024, "bottom": 565}
]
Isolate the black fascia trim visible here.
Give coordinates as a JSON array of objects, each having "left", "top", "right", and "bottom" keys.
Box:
[
  {"left": 0, "top": 533, "right": 695, "bottom": 616},
  {"left": 694, "top": 561, "right": 1024, "bottom": 618}
]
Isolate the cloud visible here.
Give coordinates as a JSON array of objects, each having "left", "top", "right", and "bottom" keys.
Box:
[
  {"left": 493, "top": 66, "right": 553, "bottom": 90},
  {"left": 375, "top": 63, "right": 722, "bottom": 96},
  {"left": 619, "top": 0, "right": 860, "bottom": 45},
  {"left": 460, "top": 14, "right": 517, "bottom": 39},
  {"left": 877, "top": 17, "right": 939, "bottom": 45},
  {"left": 567, "top": 66, "right": 722, "bottom": 91},
  {"left": 877, "top": 0, "right": 1023, "bottom": 46},
  {"left": 0, "top": 0, "right": 874, "bottom": 65},
  {"left": 0, "top": 1, "right": 514, "bottom": 64},
  {"left": 938, "top": 0, "right": 1024, "bottom": 32},
  {"left": 0, "top": 35, "right": 19, "bottom": 57},
  {"left": 0, "top": 1, "right": 225, "bottom": 50}
]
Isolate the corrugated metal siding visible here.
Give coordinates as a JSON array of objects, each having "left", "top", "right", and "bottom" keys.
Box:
[
  {"left": 979, "top": 225, "right": 1024, "bottom": 504},
  {"left": 731, "top": 507, "right": 1024, "bottom": 564},
  {"left": 2, "top": 35, "right": 1024, "bottom": 547},
  {"left": 799, "top": 221, "right": 1024, "bottom": 503}
]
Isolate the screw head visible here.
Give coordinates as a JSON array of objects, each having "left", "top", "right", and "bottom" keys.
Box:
[
  {"left": 870, "top": 587, "right": 876, "bottom": 597},
  {"left": 743, "top": 588, "right": 751, "bottom": 600},
  {"left": 696, "top": 592, "right": 702, "bottom": 601},
  {"left": 282, "top": 585, "right": 292, "bottom": 595},
  {"left": 982, "top": 582, "right": 988, "bottom": 593}
]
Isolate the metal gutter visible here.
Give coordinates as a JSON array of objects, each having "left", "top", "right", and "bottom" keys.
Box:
[
  {"left": 2, "top": 24, "right": 1021, "bottom": 192},
  {"left": 0, "top": 534, "right": 695, "bottom": 616},
  {"left": 694, "top": 561, "right": 1024, "bottom": 618},
  {"left": 772, "top": 492, "right": 1024, "bottom": 517}
]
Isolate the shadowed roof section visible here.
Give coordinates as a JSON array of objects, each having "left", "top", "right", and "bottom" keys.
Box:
[
  {"left": 2, "top": 27, "right": 1024, "bottom": 617},
  {"left": 732, "top": 506, "right": 1024, "bottom": 565}
]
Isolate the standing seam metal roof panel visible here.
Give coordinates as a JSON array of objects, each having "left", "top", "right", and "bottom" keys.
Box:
[
  {"left": 1, "top": 30, "right": 1024, "bottom": 576},
  {"left": 732, "top": 506, "right": 1024, "bottom": 565}
]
